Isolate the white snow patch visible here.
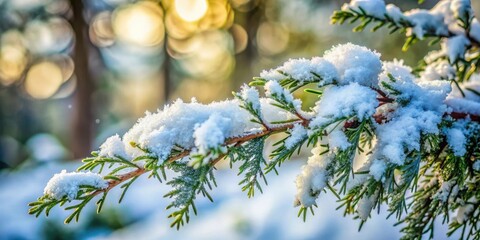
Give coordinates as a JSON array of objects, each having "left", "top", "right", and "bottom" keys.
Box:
[
  {"left": 386, "top": 4, "right": 405, "bottom": 23},
  {"left": 193, "top": 113, "right": 231, "bottom": 155},
  {"left": 44, "top": 170, "right": 108, "bottom": 200},
  {"left": 357, "top": 194, "right": 377, "bottom": 220},
  {"left": 323, "top": 43, "right": 382, "bottom": 87},
  {"left": 328, "top": 129, "right": 351, "bottom": 151},
  {"left": 260, "top": 57, "right": 338, "bottom": 85},
  {"left": 445, "top": 127, "right": 467, "bottom": 156},
  {"left": 404, "top": 9, "right": 449, "bottom": 39},
  {"left": 434, "top": 180, "right": 459, "bottom": 203},
  {"left": 294, "top": 149, "right": 335, "bottom": 207},
  {"left": 285, "top": 124, "right": 307, "bottom": 149},
  {"left": 239, "top": 84, "right": 261, "bottom": 113},
  {"left": 473, "top": 161, "right": 480, "bottom": 171},
  {"left": 456, "top": 203, "right": 475, "bottom": 224},
  {"left": 310, "top": 83, "right": 378, "bottom": 128},
  {"left": 451, "top": 0, "right": 473, "bottom": 22},
  {"left": 122, "top": 99, "right": 258, "bottom": 161},
  {"left": 99, "top": 134, "right": 129, "bottom": 159},
  {"left": 369, "top": 160, "right": 386, "bottom": 181},
  {"left": 421, "top": 60, "right": 455, "bottom": 81},
  {"left": 443, "top": 35, "right": 470, "bottom": 63},
  {"left": 264, "top": 80, "right": 306, "bottom": 117},
  {"left": 470, "top": 18, "right": 480, "bottom": 42}
]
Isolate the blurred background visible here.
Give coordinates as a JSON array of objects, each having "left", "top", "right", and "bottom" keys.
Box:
[{"left": 0, "top": 0, "right": 479, "bottom": 239}]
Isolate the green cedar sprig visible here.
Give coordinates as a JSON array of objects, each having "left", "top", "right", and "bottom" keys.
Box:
[
  {"left": 229, "top": 136, "right": 268, "bottom": 198},
  {"left": 164, "top": 162, "right": 217, "bottom": 230}
]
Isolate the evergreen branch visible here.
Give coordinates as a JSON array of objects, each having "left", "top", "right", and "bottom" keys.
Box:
[
  {"left": 398, "top": 175, "right": 444, "bottom": 240},
  {"left": 229, "top": 136, "right": 268, "bottom": 198},
  {"left": 335, "top": 119, "right": 374, "bottom": 194},
  {"left": 265, "top": 134, "right": 307, "bottom": 174},
  {"left": 331, "top": 7, "right": 480, "bottom": 48},
  {"left": 388, "top": 151, "right": 421, "bottom": 220},
  {"left": 164, "top": 163, "right": 215, "bottom": 230},
  {"left": 28, "top": 83, "right": 480, "bottom": 227}
]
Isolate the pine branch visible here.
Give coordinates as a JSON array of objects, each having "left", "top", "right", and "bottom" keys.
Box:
[
  {"left": 229, "top": 136, "right": 268, "bottom": 197},
  {"left": 28, "top": 84, "right": 480, "bottom": 227},
  {"left": 331, "top": 6, "right": 480, "bottom": 47},
  {"left": 164, "top": 163, "right": 216, "bottom": 230}
]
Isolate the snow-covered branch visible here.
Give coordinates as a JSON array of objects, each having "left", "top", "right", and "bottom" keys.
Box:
[{"left": 28, "top": 2, "right": 480, "bottom": 238}]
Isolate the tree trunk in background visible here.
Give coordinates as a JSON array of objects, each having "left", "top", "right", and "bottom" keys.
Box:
[
  {"left": 160, "top": 1, "right": 171, "bottom": 104},
  {"left": 163, "top": 38, "right": 171, "bottom": 103},
  {"left": 232, "top": 4, "right": 261, "bottom": 89},
  {"left": 69, "top": 0, "right": 94, "bottom": 159}
]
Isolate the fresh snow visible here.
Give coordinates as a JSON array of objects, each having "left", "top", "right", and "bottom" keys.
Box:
[
  {"left": 470, "top": 19, "right": 480, "bottom": 42},
  {"left": 264, "top": 80, "right": 306, "bottom": 118},
  {"left": 260, "top": 57, "right": 338, "bottom": 85},
  {"left": 122, "top": 99, "right": 258, "bottom": 162},
  {"left": 239, "top": 84, "right": 262, "bottom": 113},
  {"left": 99, "top": 134, "right": 129, "bottom": 159},
  {"left": 193, "top": 113, "right": 231, "bottom": 156},
  {"left": 357, "top": 194, "right": 377, "bottom": 220},
  {"left": 43, "top": 170, "right": 108, "bottom": 200},
  {"left": 450, "top": 0, "right": 473, "bottom": 22},
  {"left": 376, "top": 107, "right": 443, "bottom": 165},
  {"left": 456, "top": 202, "right": 476, "bottom": 224},
  {"left": 435, "top": 180, "right": 459, "bottom": 203},
  {"left": 323, "top": 43, "right": 382, "bottom": 87},
  {"left": 309, "top": 83, "right": 378, "bottom": 128},
  {"left": 443, "top": 35, "right": 470, "bottom": 63},
  {"left": 369, "top": 160, "right": 387, "bottom": 181},
  {"left": 474, "top": 161, "right": 480, "bottom": 171},
  {"left": 445, "top": 127, "right": 467, "bottom": 156},
  {"left": 445, "top": 97, "right": 480, "bottom": 115},
  {"left": 284, "top": 124, "right": 307, "bottom": 149},
  {"left": 404, "top": 9, "right": 449, "bottom": 39},
  {"left": 386, "top": 4, "right": 405, "bottom": 23},
  {"left": 327, "top": 129, "right": 351, "bottom": 151},
  {"left": 420, "top": 60, "right": 455, "bottom": 81},
  {"left": 446, "top": 74, "right": 480, "bottom": 115},
  {"left": 294, "top": 149, "right": 335, "bottom": 207}
]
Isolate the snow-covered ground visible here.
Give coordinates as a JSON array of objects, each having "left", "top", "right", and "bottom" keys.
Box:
[{"left": 0, "top": 160, "right": 454, "bottom": 240}]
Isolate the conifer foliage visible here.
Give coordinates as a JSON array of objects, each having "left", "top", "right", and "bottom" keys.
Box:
[{"left": 30, "top": 0, "right": 480, "bottom": 239}]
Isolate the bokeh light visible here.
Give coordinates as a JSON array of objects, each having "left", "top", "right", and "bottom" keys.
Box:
[
  {"left": 230, "top": 24, "right": 248, "bottom": 54},
  {"left": 198, "top": 0, "right": 232, "bottom": 30},
  {"left": 90, "top": 11, "right": 116, "bottom": 48},
  {"left": 174, "top": 0, "right": 208, "bottom": 22},
  {"left": 0, "top": 43, "right": 28, "bottom": 86},
  {"left": 256, "top": 21, "right": 289, "bottom": 56},
  {"left": 176, "top": 30, "right": 234, "bottom": 78},
  {"left": 113, "top": 1, "right": 165, "bottom": 47},
  {"left": 24, "top": 17, "right": 74, "bottom": 55},
  {"left": 50, "top": 55, "right": 75, "bottom": 83},
  {"left": 230, "top": 0, "right": 258, "bottom": 12},
  {"left": 24, "top": 61, "right": 63, "bottom": 99}
]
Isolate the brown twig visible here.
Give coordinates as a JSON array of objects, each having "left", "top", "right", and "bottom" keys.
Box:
[{"left": 90, "top": 167, "right": 146, "bottom": 197}]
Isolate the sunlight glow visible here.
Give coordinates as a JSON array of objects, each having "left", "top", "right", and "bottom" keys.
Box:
[
  {"left": 0, "top": 44, "right": 27, "bottom": 85},
  {"left": 25, "top": 61, "right": 63, "bottom": 99},
  {"left": 174, "top": 0, "right": 208, "bottom": 22},
  {"left": 113, "top": 2, "right": 165, "bottom": 46}
]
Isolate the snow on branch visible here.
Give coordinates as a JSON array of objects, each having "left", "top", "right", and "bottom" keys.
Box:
[
  {"left": 29, "top": 2, "right": 480, "bottom": 238},
  {"left": 43, "top": 170, "right": 108, "bottom": 201}
]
